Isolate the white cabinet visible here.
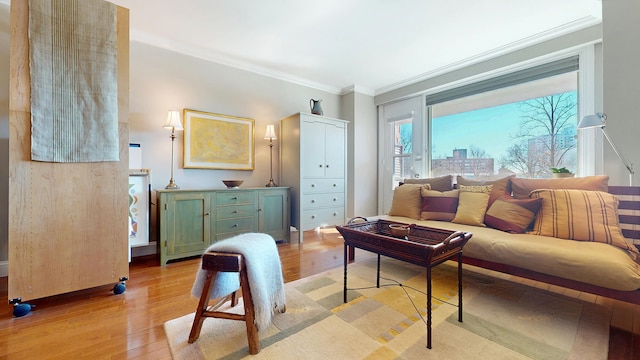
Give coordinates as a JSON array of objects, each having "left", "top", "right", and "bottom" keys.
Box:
[{"left": 280, "top": 112, "right": 348, "bottom": 242}]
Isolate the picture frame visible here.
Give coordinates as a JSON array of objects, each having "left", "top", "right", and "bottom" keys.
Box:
[{"left": 183, "top": 109, "right": 255, "bottom": 170}]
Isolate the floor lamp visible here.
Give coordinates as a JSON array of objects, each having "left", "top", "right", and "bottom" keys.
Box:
[
  {"left": 164, "top": 110, "right": 183, "bottom": 189},
  {"left": 264, "top": 124, "right": 277, "bottom": 187},
  {"left": 578, "top": 112, "right": 634, "bottom": 186}
]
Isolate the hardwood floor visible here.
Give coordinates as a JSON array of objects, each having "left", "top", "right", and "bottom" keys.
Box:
[{"left": 0, "top": 227, "right": 637, "bottom": 359}]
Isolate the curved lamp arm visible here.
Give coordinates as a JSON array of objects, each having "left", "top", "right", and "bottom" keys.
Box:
[{"left": 578, "top": 113, "right": 634, "bottom": 186}]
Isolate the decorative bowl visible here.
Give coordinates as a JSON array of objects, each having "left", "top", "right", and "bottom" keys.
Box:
[
  {"left": 388, "top": 223, "right": 414, "bottom": 238},
  {"left": 222, "top": 180, "right": 244, "bottom": 189}
]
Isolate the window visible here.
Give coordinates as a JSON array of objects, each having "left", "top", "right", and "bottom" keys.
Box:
[
  {"left": 429, "top": 60, "right": 578, "bottom": 179},
  {"left": 392, "top": 120, "right": 413, "bottom": 186}
]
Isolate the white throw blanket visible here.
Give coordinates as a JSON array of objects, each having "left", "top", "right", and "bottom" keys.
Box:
[{"left": 191, "top": 233, "right": 286, "bottom": 331}]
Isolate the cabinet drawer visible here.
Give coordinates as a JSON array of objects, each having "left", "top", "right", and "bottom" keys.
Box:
[
  {"left": 216, "top": 217, "right": 256, "bottom": 234},
  {"left": 301, "top": 207, "right": 345, "bottom": 230},
  {"left": 215, "top": 204, "right": 256, "bottom": 220},
  {"left": 301, "top": 193, "right": 344, "bottom": 208},
  {"left": 216, "top": 191, "right": 255, "bottom": 205},
  {"left": 301, "top": 179, "right": 344, "bottom": 194}
]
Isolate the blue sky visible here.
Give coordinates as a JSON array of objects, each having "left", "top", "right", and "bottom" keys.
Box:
[{"left": 431, "top": 92, "right": 578, "bottom": 170}]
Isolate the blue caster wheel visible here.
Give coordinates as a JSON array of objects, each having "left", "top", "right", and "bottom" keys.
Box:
[
  {"left": 113, "top": 282, "right": 126, "bottom": 295},
  {"left": 112, "top": 276, "right": 128, "bottom": 295},
  {"left": 10, "top": 298, "right": 34, "bottom": 317}
]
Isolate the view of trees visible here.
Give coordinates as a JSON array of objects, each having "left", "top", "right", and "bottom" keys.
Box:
[
  {"left": 499, "top": 93, "right": 577, "bottom": 177},
  {"left": 430, "top": 91, "right": 577, "bottom": 178}
]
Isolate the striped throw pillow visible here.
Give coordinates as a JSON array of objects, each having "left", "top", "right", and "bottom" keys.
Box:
[
  {"left": 530, "top": 189, "right": 638, "bottom": 253},
  {"left": 420, "top": 188, "right": 459, "bottom": 221},
  {"left": 485, "top": 195, "right": 542, "bottom": 233}
]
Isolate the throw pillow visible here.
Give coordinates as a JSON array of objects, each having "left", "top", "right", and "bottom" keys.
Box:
[
  {"left": 403, "top": 175, "right": 453, "bottom": 192},
  {"left": 511, "top": 175, "right": 609, "bottom": 199},
  {"left": 457, "top": 175, "right": 514, "bottom": 206},
  {"left": 485, "top": 195, "right": 543, "bottom": 233},
  {"left": 529, "top": 189, "right": 639, "bottom": 254},
  {"left": 420, "top": 188, "right": 459, "bottom": 221},
  {"left": 388, "top": 184, "right": 427, "bottom": 219},
  {"left": 452, "top": 185, "right": 493, "bottom": 227}
]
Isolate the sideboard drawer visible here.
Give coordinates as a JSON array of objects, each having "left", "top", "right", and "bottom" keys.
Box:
[
  {"left": 216, "top": 217, "right": 257, "bottom": 234},
  {"left": 216, "top": 191, "right": 256, "bottom": 205},
  {"left": 215, "top": 204, "right": 256, "bottom": 220},
  {"left": 301, "top": 179, "right": 344, "bottom": 194}
]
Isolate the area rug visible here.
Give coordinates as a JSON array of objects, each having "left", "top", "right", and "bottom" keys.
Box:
[{"left": 164, "top": 257, "right": 610, "bottom": 359}]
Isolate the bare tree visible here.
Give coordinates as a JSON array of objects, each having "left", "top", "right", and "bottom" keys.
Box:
[
  {"left": 519, "top": 93, "right": 577, "bottom": 170},
  {"left": 501, "top": 93, "right": 577, "bottom": 176}
]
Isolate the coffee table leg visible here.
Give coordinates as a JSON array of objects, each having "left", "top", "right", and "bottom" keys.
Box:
[
  {"left": 458, "top": 252, "right": 463, "bottom": 322},
  {"left": 343, "top": 243, "right": 348, "bottom": 303},
  {"left": 376, "top": 254, "right": 381, "bottom": 288},
  {"left": 427, "top": 265, "right": 432, "bottom": 349}
]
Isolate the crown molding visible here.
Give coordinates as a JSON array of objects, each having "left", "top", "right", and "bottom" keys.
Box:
[
  {"left": 340, "top": 84, "right": 375, "bottom": 97},
  {"left": 375, "top": 16, "right": 602, "bottom": 96},
  {"left": 131, "top": 29, "right": 344, "bottom": 95}
]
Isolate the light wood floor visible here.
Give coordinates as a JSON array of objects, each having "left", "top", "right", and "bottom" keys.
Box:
[{"left": 0, "top": 228, "right": 637, "bottom": 359}]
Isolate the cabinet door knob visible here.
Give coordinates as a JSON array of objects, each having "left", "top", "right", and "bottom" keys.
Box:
[
  {"left": 333, "top": 198, "right": 337, "bottom": 201},
  {"left": 258, "top": 208, "right": 263, "bottom": 211},
  {"left": 233, "top": 224, "right": 238, "bottom": 227},
  {"left": 311, "top": 199, "right": 315, "bottom": 203},
  {"left": 326, "top": 164, "right": 330, "bottom": 168},
  {"left": 333, "top": 184, "right": 337, "bottom": 187},
  {"left": 232, "top": 210, "right": 238, "bottom": 214},
  {"left": 319, "top": 164, "right": 323, "bottom": 168},
  {"left": 311, "top": 184, "right": 315, "bottom": 187},
  {"left": 204, "top": 212, "right": 210, "bottom": 216},
  {"left": 232, "top": 196, "right": 238, "bottom": 200},
  {"left": 311, "top": 215, "right": 315, "bottom": 219},
  {"left": 333, "top": 212, "right": 338, "bottom": 216}
]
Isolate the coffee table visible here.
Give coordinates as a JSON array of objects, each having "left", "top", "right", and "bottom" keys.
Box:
[{"left": 336, "top": 218, "right": 472, "bottom": 349}]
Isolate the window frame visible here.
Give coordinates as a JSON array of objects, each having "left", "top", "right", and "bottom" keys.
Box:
[{"left": 422, "top": 45, "right": 597, "bottom": 178}]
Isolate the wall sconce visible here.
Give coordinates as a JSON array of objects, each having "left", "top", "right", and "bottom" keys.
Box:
[
  {"left": 578, "top": 112, "right": 634, "bottom": 186},
  {"left": 163, "top": 110, "right": 183, "bottom": 189},
  {"left": 264, "top": 124, "right": 277, "bottom": 187}
]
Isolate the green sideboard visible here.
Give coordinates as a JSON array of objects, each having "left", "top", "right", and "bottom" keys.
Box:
[{"left": 157, "top": 187, "right": 290, "bottom": 265}]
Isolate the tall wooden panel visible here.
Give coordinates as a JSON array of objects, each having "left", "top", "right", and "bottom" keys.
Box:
[{"left": 8, "top": 0, "right": 130, "bottom": 302}]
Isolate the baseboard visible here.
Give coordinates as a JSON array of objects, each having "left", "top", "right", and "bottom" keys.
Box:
[
  {"left": 0, "top": 260, "right": 7, "bottom": 277},
  {"left": 131, "top": 243, "right": 157, "bottom": 258}
]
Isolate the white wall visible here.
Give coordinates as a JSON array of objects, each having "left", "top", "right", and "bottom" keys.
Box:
[
  {"left": 129, "top": 41, "right": 342, "bottom": 192},
  {"left": 602, "top": 1, "right": 640, "bottom": 186},
  {"left": 341, "top": 90, "right": 378, "bottom": 219}
]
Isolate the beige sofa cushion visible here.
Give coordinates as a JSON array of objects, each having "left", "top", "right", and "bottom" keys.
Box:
[
  {"left": 403, "top": 175, "right": 452, "bottom": 192},
  {"left": 511, "top": 175, "right": 609, "bottom": 199},
  {"left": 452, "top": 185, "right": 492, "bottom": 227},
  {"left": 388, "top": 184, "right": 426, "bottom": 219},
  {"left": 457, "top": 175, "right": 514, "bottom": 206},
  {"left": 376, "top": 215, "right": 640, "bottom": 291}
]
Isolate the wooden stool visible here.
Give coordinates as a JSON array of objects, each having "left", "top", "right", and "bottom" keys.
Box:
[{"left": 188, "top": 252, "right": 260, "bottom": 354}]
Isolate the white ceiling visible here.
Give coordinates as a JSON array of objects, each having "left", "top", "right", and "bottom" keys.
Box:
[{"left": 4, "top": 0, "right": 603, "bottom": 95}]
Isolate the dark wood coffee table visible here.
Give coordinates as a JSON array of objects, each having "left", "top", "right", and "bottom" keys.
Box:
[{"left": 336, "top": 218, "right": 472, "bottom": 349}]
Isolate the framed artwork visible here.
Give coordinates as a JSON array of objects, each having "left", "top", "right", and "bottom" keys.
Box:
[
  {"left": 128, "top": 169, "right": 150, "bottom": 248},
  {"left": 183, "top": 109, "right": 255, "bottom": 170}
]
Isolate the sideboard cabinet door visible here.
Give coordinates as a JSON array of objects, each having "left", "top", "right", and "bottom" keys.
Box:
[{"left": 158, "top": 191, "right": 211, "bottom": 265}]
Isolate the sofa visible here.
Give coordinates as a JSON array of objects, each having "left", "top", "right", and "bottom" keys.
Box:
[{"left": 369, "top": 175, "right": 640, "bottom": 304}]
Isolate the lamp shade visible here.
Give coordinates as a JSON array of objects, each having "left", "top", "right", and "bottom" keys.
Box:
[
  {"left": 264, "top": 124, "right": 277, "bottom": 140},
  {"left": 578, "top": 112, "right": 606, "bottom": 129},
  {"left": 163, "top": 110, "right": 183, "bottom": 130}
]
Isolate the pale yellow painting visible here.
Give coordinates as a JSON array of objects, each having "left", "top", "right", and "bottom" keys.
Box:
[{"left": 190, "top": 116, "right": 250, "bottom": 164}]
